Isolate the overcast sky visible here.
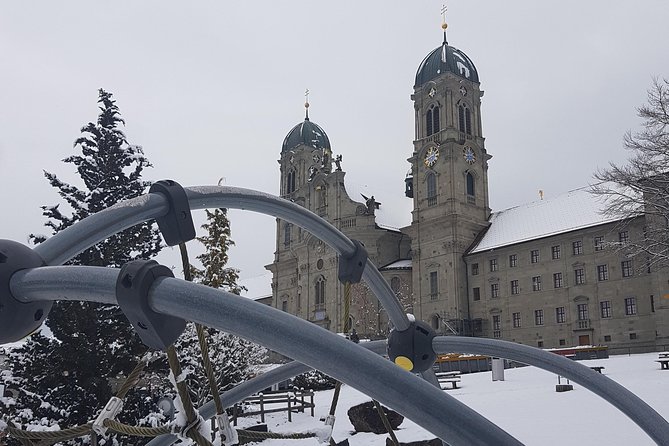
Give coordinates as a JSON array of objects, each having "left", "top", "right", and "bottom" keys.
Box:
[{"left": 2, "top": 1, "right": 668, "bottom": 296}]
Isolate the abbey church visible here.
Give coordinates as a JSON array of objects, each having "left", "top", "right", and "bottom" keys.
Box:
[{"left": 265, "top": 28, "right": 668, "bottom": 354}]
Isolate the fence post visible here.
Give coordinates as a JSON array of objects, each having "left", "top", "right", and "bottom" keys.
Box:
[
  {"left": 233, "top": 404, "right": 238, "bottom": 426},
  {"left": 310, "top": 392, "right": 314, "bottom": 417},
  {"left": 288, "top": 392, "right": 292, "bottom": 422},
  {"left": 300, "top": 390, "right": 305, "bottom": 413},
  {"left": 260, "top": 393, "right": 265, "bottom": 423}
]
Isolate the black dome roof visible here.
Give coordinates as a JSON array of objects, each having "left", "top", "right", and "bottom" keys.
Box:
[
  {"left": 281, "top": 118, "right": 331, "bottom": 153},
  {"left": 415, "top": 40, "right": 479, "bottom": 87}
]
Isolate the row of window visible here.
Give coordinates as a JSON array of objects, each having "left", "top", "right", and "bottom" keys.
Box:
[
  {"left": 425, "top": 171, "right": 475, "bottom": 207},
  {"left": 472, "top": 231, "right": 631, "bottom": 274},
  {"left": 492, "top": 298, "right": 641, "bottom": 332},
  {"left": 472, "top": 261, "right": 635, "bottom": 300},
  {"left": 424, "top": 104, "right": 472, "bottom": 137}
]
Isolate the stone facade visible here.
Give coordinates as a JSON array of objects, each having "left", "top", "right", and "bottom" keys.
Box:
[{"left": 267, "top": 33, "right": 669, "bottom": 353}]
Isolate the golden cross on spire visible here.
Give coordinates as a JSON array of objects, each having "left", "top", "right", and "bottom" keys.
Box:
[
  {"left": 304, "top": 88, "right": 310, "bottom": 120},
  {"left": 441, "top": 3, "right": 448, "bottom": 29}
]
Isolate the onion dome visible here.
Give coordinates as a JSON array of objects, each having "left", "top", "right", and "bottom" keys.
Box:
[
  {"left": 415, "top": 34, "right": 479, "bottom": 87},
  {"left": 281, "top": 112, "right": 331, "bottom": 153}
]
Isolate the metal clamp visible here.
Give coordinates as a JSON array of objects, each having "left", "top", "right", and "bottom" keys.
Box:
[
  {"left": 0, "top": 239, "right": 51, "bottom": 343},
  {"left": 337, "top": 239, "right": 367, "bottom": 284},
  {"left": 216, "top": 413, "right": 238, "bottom": 446},
  {"left": 387, "top": 319, "right": 437, "bottom": 373},
  {"left": 116, "top": 260, "right": 186, "bottom": 350},
  {"left": 149, "top": 180, "right": 196, "bottom": 246},
  {"left": 92, "top": 396, "right": 124, "bottom": 436}
]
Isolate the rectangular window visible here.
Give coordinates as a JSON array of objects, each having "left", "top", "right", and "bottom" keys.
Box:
[
  {"left": 651, "top": 295, "right": 655, "bottom": 313},
  {"left": 553, "top": 272, "right": 563, "bottom": 288},
  {"left": 284, "top": 223, "right": 291, "bottom": 246},
  {"left": 510, "top": 280, "right": 519, "bottom": 295},
  {"left": 619, "top": 230, "right": 629, "bottom": 244},
  {"left": 574, "top": 268, "right": 585, "bottom": 285},
  {"left": 604, "top": 335, "right": 611, "bottom": 342},
  {"left": 513, "top": 312, "right": 521, "bottom": 328},
  {"left": 551, "top": 245, "right": 561, "bottom": 260},
  {"left": 572, "top": 240, "right": 583, "bottom": 255},
  {"left": 625, "top": 297, "right": 637, "bottom": 316},
  {"left": 509, "top": 254, "right": 517, "bottom": 268},
  {"left": 471, "top": 263, "right": 479, "bottom": 275},
  {"left": 629, "top": 333, "right": 637, "bottom": 340},
  {"left": 594, "top": 236, "right": 604, "bottom": 251},
  {"left": 489, "top": 258, "right": 498, "bottom": 272},
  {"left": 534, "top": 309, "right": 544, "bottom": 326},
  {"left": 556, "top": 307, "right": 566, "bottom": 323},
  {"left": 600, "top": 301, "right": 612, "bottom": 318},
  {"left": 559, "top": 339, "right": 566, "bottom": 346},
  {"left": 577, "top": 303, "right": 589, "bottom": 321},
  {"left": 538, "top": 341, "right": 544, "bottom": 348},
  {"left": 492, "top": 315, "right": 501, "bottom": 330},
  {"left": 597, "top": 264, "right": 609, "bottom": 281},
  {"left": 281, "top": 300, "right": 288, "bottom": 312},
  {"left": 621, "top": 260, "right": 633, "bottom": 278},
  {"left": 530, "top": 249, "right": 539, "bottom": 264},
  {"left": 532, "top": 276, "right": 542, "bottom": 291},
  {"left": 473, "top": 287, "right": 481, "bottom": 301},
  {"left": 429, "top": 271, "right": 438, "bottom": 300},
  {"left": 490, "top": 283, "right": 500, "bottom": 298}
]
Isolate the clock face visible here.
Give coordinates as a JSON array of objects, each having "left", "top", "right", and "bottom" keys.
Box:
[
  {"left": 428, "top": 87, "right": 437, "bottom": 98},
  {"left": 459, "top": 85, "right": 467, "bottom": 97},
  {"left": 424, "top": 147, "right": 439, "bottom": 167},
  {"left": 463, "top": 147, "right": 476, "bottom": 164}
]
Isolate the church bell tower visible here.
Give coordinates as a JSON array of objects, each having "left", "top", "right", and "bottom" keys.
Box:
[{"left": 403, "top": 18, "right": 491, "bottom": 335}]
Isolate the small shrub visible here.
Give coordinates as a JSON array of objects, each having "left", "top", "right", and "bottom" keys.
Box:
[{"left": 291, "top": 370, "right": 337, "bottom": 391}]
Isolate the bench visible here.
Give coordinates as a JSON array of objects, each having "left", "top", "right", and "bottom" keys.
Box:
[
  {"left": 656, "top": 359, "right": 669, "bottom": 370},
  {"left": 439, "top": 377, "right": 461, "bottom": 389},
  {"left": 436, "top": 371, "right": 462, "bottom": 390},
  {"left": 590, "top": 366, "right": 605, "bottom": 374}
]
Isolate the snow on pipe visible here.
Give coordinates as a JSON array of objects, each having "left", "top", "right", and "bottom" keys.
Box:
[
  {"left": 433, "top": 336, "right": 669, "bottom": 445},
  {"left": 31, "top": 185, "right": 410, "bottom": 332},
  {"left": 11, "top": 266, "right": 522, "bottom": 446}
]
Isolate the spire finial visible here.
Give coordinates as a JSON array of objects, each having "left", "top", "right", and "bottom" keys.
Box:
[
  {"left": 304, "top": 88, "right": 310, "bottom": 121},
  {"left": 441, "top": 3, "right": 448, "bottom": 44}
]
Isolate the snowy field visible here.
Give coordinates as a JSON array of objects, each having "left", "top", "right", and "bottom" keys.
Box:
[{"left": 237, "top": 353, "right": 669, "bottom": 445}]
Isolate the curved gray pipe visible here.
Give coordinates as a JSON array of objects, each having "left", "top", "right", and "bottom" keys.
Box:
[
  {"left": 11, "top": 266, "right": 521, "bottom": 446},
  {"left": 146, "top": 341, "right": 389, "bottom": 446},
  {"left": 433, "top": 336, "right": 669, "bottom": 445},
  {"left": 32, "top": 185, "right": 409, "bottom": 331}
]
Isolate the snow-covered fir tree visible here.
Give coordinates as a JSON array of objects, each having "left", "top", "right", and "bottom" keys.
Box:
[{"left": 1, "top": 89, "right": 162, "bottom": 445}]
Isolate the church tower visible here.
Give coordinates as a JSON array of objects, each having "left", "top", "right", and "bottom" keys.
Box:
[{"left": 403, "top": 20, "right": 491, "bottom": 335}]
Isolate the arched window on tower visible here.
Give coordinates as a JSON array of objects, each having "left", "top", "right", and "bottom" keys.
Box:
[
  {"left": 458, "top": 105, "right": 472, "bottom": 135},
  {"left": 315, "top": 276, "right": 326, "bottom": 310},
  {"left": 426, "top": 109, "right": 433, "bottom": 136},
  {"left": 426, "top": 105, "right": 440, "bottom": 137},
  {"left": 466, "top": 172, "right": 475, "bottom": 198},
  {"left": 427, "top": 172, "right": 437, "bottom": 207},
  {"left": 284, "top": 222, "right": 292, "bottom": 246},
  {"left": 286, "top": 169, "right": 296, "bottom": 194},
  {"left": 316, "top": 184, "right": 327, "bottom": 209}
]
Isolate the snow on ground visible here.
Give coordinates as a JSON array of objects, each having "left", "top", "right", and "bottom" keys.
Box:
[{"left": 235, "top": 352, "right": 669, "bottom": 445}]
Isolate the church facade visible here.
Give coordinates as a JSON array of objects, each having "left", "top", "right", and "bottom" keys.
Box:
[{"left": 266, "top": 32, "right": 668, "bottom": 354}]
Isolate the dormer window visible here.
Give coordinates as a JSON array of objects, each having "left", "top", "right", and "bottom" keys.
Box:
[{"left": 426, "top": 105, "right": 440, "bottom": 136}]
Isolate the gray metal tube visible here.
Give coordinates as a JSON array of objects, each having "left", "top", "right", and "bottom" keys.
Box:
[
  {"left": 28, "top": 185, "right": 410, "bottom": 331},
  {"left": 147, "top": 341, "right": 388, "bottom": 446},
  {"left": 10, "top": 266, "right": 521, "bottom": 446},
  {"left": 433, "top": 336, "right": 669, "bottom": 445}
]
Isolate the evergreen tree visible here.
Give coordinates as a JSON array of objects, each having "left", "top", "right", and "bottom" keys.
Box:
[{"left": 1, "top": 89, "right": 162, "bottom": 444}]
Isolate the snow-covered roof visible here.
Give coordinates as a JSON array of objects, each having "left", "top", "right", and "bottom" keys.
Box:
[
  {"left": 381, "top": 259, "right": 412, "bottom": 270},
  {"left": 469, "top": 186, "right": 620, "bottom": 253}
]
